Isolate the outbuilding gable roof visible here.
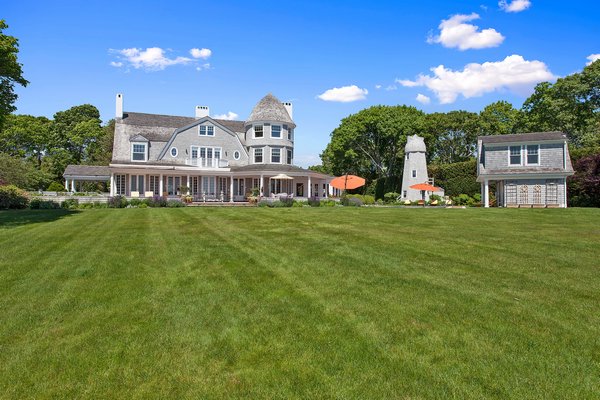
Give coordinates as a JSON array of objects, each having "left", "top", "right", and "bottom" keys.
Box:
[
  {"left": 479, "top": 131, "right": 567, "bottom": 144},
  {"left": 246, "top": 94, "right": 294, "bottom": 126}
]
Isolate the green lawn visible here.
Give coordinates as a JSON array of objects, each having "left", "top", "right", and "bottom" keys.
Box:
[{"left": 0, "top": 207, "right": 599, "bottom": 399}]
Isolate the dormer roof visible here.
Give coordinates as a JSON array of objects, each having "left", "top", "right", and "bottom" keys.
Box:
[{"left": 247, "top": 93, "right": 294, "bottom": 127}]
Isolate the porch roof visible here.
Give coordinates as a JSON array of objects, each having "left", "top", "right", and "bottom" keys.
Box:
[
  {"left": 63, "top": 165, "right": 111, "bottom": 180},
  {"left": 231, "top": 164, "right": 333, "bottom": 179}
]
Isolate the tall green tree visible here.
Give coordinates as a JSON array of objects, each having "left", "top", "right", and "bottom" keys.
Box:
[
  {"left": 0, "top": 20, "right": 28, "bottom": 129},
  {"left": 0, "top": 114, "right": 51, "bottom": 166},
  {"left": 426, "top": 111, "right": 479, "bottom": 164},
  {"left": 522, "top": 60, "right": 600, "bottom": 146},
  {"left": 479, "top": 101, "right": 523, "bottom": 136},
  {"left": 320, "top": 105, "right": 427, "bottom": 181}
]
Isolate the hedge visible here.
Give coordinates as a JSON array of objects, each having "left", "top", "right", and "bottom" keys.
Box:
[{"left": 428, "top": 159, "right": 479, "bottom": 197}]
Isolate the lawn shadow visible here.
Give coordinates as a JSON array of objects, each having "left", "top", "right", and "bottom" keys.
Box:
[{"left": 0, "top": 209, "right": 80, "bottom": 229}]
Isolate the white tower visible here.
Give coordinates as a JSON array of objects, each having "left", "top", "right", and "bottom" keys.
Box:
[{"left": 401, "top": 135, "right": 430, "bottom": 201}]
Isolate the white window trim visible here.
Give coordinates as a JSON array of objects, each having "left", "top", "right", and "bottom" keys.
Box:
[
  {"left": 508, "top": 145, "right": 523, "bottom": 166},
  {"left": 131, "top": 142, "right": 148, "bottom": 162},
  {"left": 508, "top": 145, "right": 540, "bottom": 166},
  {"left": 526, "top": 144, "right": 540, "bottom": 166},
  {"left": 412, "top": 170, "right": 417, "bottom": 178},
  {"left": 233, "top": 150, "right": 241, "bottom": 160},
  {"left": 170, "top": 147, "right": 178, "bottom": 157},
  {"left": 270, "top": 147, "right": 282, "bottom": 164},
  {"left": 199, "top": 125, "right": 215, "bottom": 137},
  {"left": 271, "top": 125, "right": 282, "bottom": 139},
  {"left": 253, "top": 125, "right": 264, "bottom": 139},
  {"left": 254, "top": 147, "right": 264, "bottom": 164}
]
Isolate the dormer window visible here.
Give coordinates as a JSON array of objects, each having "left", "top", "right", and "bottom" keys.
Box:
[
  {"left": 271, "top": 125, "right": 282, "bottom": 139},
  {"left": 509, "top": 146, "right": 521, "bottom": 165},
  {"left": 199, "top": 125, "right": 214, "bottom": 136},
  {"left": 131, "top": 143, "right": 147, "bottom": 162},
  {"left": 527, "top": 145, "right": 539, "bottom": 165},
  {"left": 254, "top": 125, "right": 263, "bottom": 138}
]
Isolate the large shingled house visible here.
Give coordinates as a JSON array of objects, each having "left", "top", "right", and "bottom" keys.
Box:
[
  {"left": 64, "top": 93, "right": 332, "bottom": 201},
  {"left": 476, "top": 132, "right": 574, "bottom": 208}
]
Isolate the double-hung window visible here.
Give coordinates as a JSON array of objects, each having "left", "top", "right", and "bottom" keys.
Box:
[
  {"left": 287, "top": 149, "right": 293, "bottom": 164},
  {"left": 271, "top": 148, "right": 281, "bottom": 163},
  {"left": 254, "top": 125, "right": 263, "bottom": 138},
  {"left": 254, "top": 148, "right": 263, "bottom": 163},
  {"left": 509, "top": 146, "right": 521, "bottom": 165},
  {"left": 527, "top": 145, "right": 539, "bottom": 165},
  {"left": 199, "top": 125, "right": 214, "bottom": 136},
  {"left": 131, "top": 143, "right": 147, "bottom": 161},
  {"left": 271, "top": 125, "right": 282, "bottom": 138}
]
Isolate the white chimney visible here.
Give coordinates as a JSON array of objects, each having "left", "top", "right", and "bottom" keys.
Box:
[
  {"left": 195, "top": 105, "right": 209, "bottom": 119},
  {"left": 282, "top": 102, "right": 293, "bottom": 119},
  {"left": 116, "top": 93, "right": 123, "bottom": 119}
]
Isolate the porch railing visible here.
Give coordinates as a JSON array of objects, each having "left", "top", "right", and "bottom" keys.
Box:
[{"left": 184, "top": 158, "right": 229, "bottom": 168}]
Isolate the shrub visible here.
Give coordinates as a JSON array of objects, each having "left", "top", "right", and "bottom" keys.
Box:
[
  {"left": 108, "top": 195, "right": 128, "bottom": 208},
  {"left": 320, "top": 199, "right": 336, "bottom": 207},
  {"left": 148, "top": 196, "right": 167, "bottom": 208},
  {"left": 167, "top": 199, "right": 185, "bottom": 208},
  {"left": 138, "top": 203, "right": 148, "bottom": 209},
  {"left": 308, "top": 197, "right": 321, "bottom": 207},
  {"left": 30, "top": 198, "right": 60, "bottom": 209},
  {"left": 384, "top": 192, "right": 401, "bottom": 203},
  {"left": 61, "top": 198, "right": 79, "bottom": 209},
  {"left": 429, "top": 159, "right": 479, "bottom": 197},
  {"left": 292, "top": 200, "right": 307, "bottom": 207},
  {"left": 93, "top": 201, "right": 108, "bottom": 209},
  {"left": 347, "top": 197, "right": 363, "bottom": 207},
  {"left": 258, "top": 200, "right": 270, "bottom": 207},
  {"left": 129, "top": 198, "right": 142, "bottom": 207},
  {"left": 46, "top": 182, "right": 66, "bottom": 192},
  {"left": 0, "top": 185, "right": 29, "bottom": 209}
]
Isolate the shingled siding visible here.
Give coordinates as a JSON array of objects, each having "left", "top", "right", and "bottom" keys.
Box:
[
  {"left": 166, "top": 122, "right": 248, "bottom": 166},
  {"left": 245, "top": 124, "right": 294, "bottom": 148},
  {"left": 483, "top": 143, "right": 565, "bottom": 171},
  {"left": 112, "top": 122, "right": 172, "bottom": 162}
]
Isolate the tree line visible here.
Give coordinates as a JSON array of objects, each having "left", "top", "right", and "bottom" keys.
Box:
[
  {"left": 318, "top": 61, "right": 600, "bottom": 197},
  {"left": 0, "top": 20, "right": 113, "bottom": 190}
]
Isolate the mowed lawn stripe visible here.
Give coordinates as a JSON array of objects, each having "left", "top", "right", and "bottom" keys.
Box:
[{"left": 0, "top": 208, "right": 598, "bottom": 399}]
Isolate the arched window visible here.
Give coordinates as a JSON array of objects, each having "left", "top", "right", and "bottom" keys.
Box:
[{"left": 170, "top": 147, "right": 178, "bottom": 157}]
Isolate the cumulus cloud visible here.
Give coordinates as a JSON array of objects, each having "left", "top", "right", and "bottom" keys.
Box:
[
  {"left": 416, "top": 94, "right": 431, "bottom": 105},
  {"left": 397, "top": 55, "right": 555, "bottom": 104},
  {"left": 499, "top": 0, "right": 531, "bottom": 12},
  {"left": 213, "top": 111, "right": 239, "bottom": 120},
  {"left": 427, "top": 13, "right": 504, "bottom": 50},
  {"left": 317, "top": 85, "right": 368, "bottom": 102},
  {"left": 110, "top": 47, "right": 212, "bottom": 71},
  {"left": 586, "top": 54, "right": 600, "bottom": 65},
  {"left": 190, "top": 48, "right": 212, "bottom": 59}
]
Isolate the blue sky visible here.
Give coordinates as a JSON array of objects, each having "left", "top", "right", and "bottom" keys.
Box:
[{"left": 5, "top": 0, "right": 599, "bottom": 166}]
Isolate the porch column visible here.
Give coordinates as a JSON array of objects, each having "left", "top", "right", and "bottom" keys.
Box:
[
  {"left": 308, "top": 176, "right": 312, "bottom": 198},
  {"left": 186, "top": 175, "right": 190, "bottom": 194},
  {"left": 260, "top": 174, "right": 264, "bottom": 197},
  {"left": 64, "top": 179, "right": 69, "bottom": 191},
  {"left": 70, "top": 179, "right": 75, "bottom": 192},
  {"left": 563, "top": 177, "right": 568, "bottom": 208},
  {"left": 159, "top": 174, "right": 164, "bottom": 196},
  {"left": 484, "top": 179, "right": 490, "bottom": 208},
  {"left": 229, "top": 176, "right": 234, "bottom": 203},
  {"left": 109, "top": 173, "right": 114, "bottom": 196}
]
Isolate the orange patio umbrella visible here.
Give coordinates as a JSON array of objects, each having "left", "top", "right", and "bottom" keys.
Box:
[
  {"left": 409, "top": 183, "right": 441, "bottom": 192},
  {"left": 330, "top": 175, "right": 366, "bottom": 190}
]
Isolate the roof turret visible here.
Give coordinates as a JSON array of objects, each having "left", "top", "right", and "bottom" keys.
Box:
[{"left": 246, "top": 93, "right": 294, "bottom": 127}]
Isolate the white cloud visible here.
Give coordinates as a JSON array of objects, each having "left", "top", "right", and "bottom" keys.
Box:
[
  {"left": 385, "top": 85, "right": 398, "bottom": 91},
  {"left": 111, "top": 47, "right": 192, "bottom": 71},
  {"left": 375, "top": 84, "right": 382, "bottom": 89},
  {"left": 499, "top": 0, "right": 531, "bottom": 12},
  {"left": 212, "top": 111, "right": 239, "bottom": 120},
  {"left": 398, "top": 55, "right": 555, "bottom": 104},
  {"left": 317, "top": 85, "right": 368, "bottom": 102},
  {"left": 416, "top": 94, "right": 431, "bottom": 105},
  {"left": 190, "top": 48, "right": 212, "bottom": 59},
  {"left": 586, "top": 54, "right": 600, "bottom": 65},
  {"left": 427, "top": 13, "right": 504, "bottom": 50},
  {"left": 110, "top": 61, "right": 123, "bottom": 67}
]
